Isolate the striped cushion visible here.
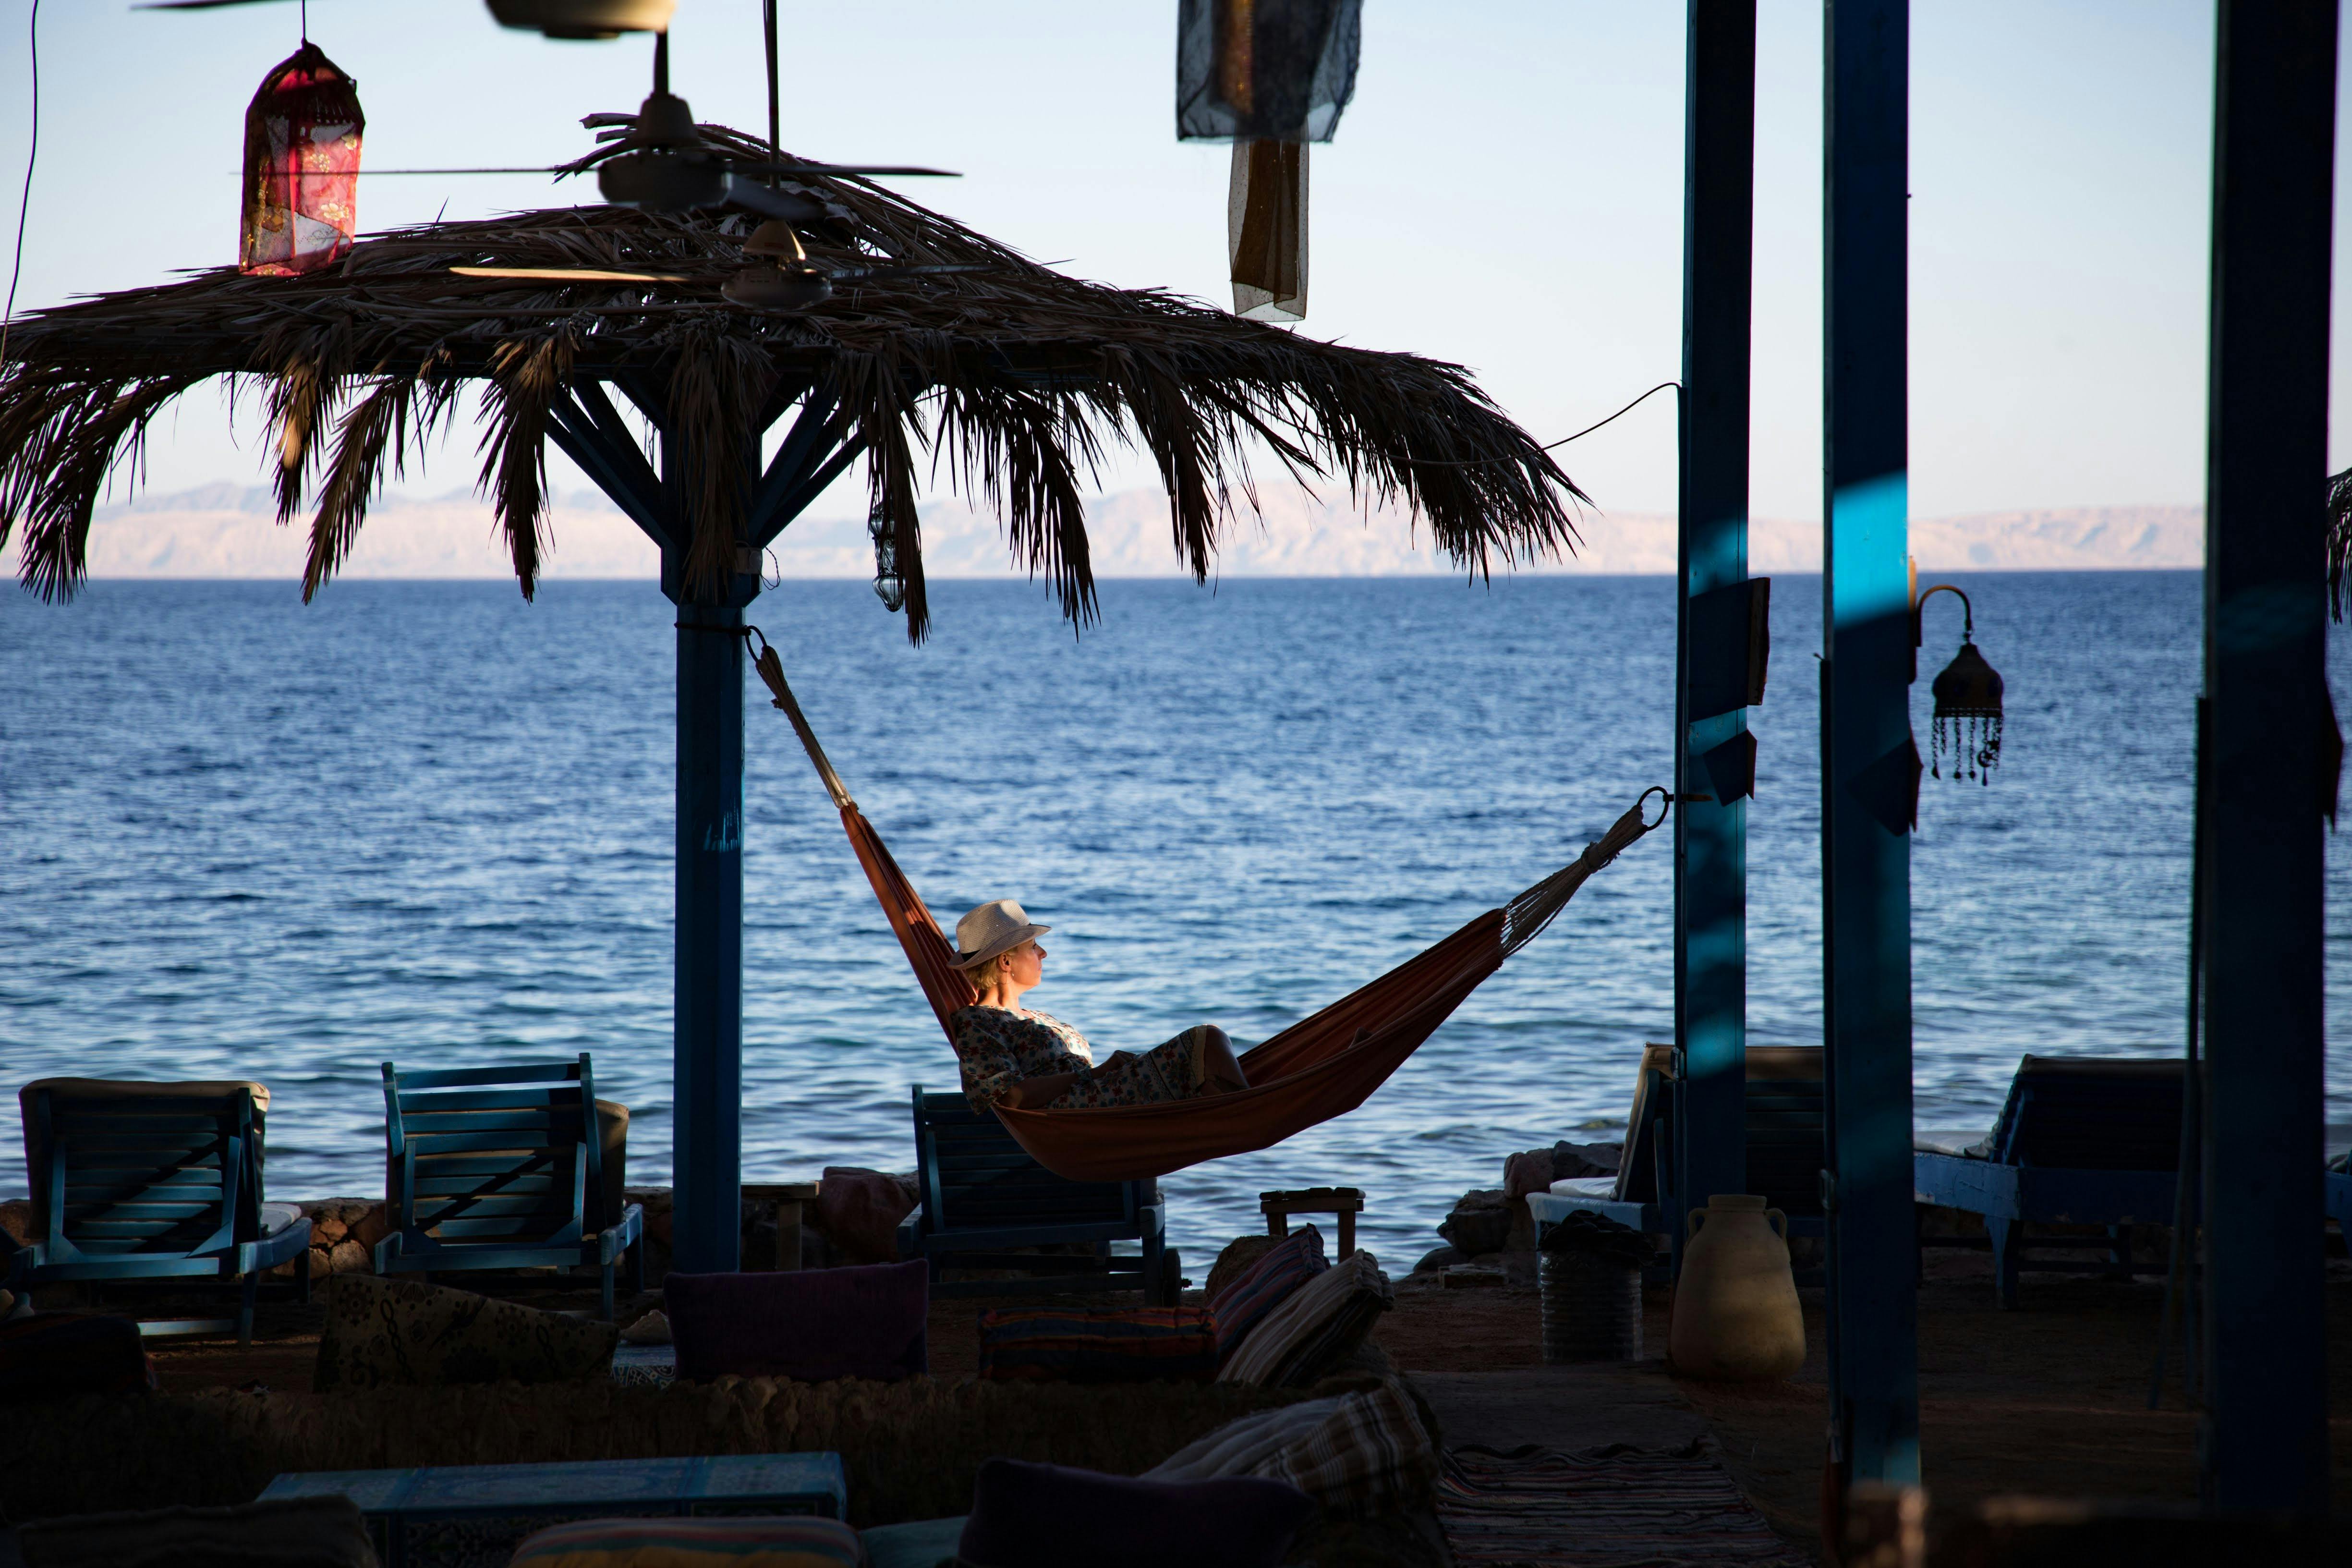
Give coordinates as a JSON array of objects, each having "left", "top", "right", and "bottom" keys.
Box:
[
  {"left": 1217, "top": 1250, "right": 1392, "bottom": 1388},
  {"left": 1207, "top": 1226, "right": 1328, "bottom": 1361},
  {"left": 508, "top": 1515, "right": 863, "bottom": 1567},
  {"left": 1148, "top": 1378, "right": 1438, "bottom": 1515},
  {"left": 976, "top": 1306, "right": 1217, "bottom": 1384}
]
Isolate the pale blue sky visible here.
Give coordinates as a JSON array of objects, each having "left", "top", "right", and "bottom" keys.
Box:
[{"left": 0, "top": 1, "right": 2339, "bottom": 527}]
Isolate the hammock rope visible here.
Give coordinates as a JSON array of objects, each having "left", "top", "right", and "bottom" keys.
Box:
[{"left": 746, "top": 633, "right": 1673, "bottom": 1183}]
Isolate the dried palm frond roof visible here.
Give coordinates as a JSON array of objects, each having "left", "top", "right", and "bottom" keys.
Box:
[{"left": 0, "top": 117, "right": 1586, "bottom": 637}]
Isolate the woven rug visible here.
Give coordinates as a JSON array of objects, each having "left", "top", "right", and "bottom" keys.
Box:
[{"left": 1436, "top": 1442, "right": 1808, "bottom": 1568}]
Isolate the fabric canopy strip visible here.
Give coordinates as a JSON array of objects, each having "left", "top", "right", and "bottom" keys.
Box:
[{"left": 752, "top": 638, "right": 1664, "bottom": 1183}]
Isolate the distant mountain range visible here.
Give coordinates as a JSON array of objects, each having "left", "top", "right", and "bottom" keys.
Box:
[{"left": 79, "top": 481, "right": 2204, "bottom": 581}]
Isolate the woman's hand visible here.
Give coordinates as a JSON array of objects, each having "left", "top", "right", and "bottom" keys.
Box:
[{"left": 1001, "top": 1071, "right": 1085, "bottom": 1110}]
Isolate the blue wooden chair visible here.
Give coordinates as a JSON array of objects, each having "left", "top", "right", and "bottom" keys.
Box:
[
  {"left": 1527, "top": 1045, "right": 1826, "bottom": 1281},
  {"left": 375, "top": 1055, "right": 644, "bottom": 1320},
  {"left": 1912, "top": 1055, "right": 2182, "bottom": 1310},
  {"left": 2328, "top": 1165, "right": 2352, "bottom": 1239},
  {"left": 897, "top": 1088, "right": 1176, "bottom": 1302},
  {"left": 7, "top": 1078, "right": 312, "bottom": 1345}
]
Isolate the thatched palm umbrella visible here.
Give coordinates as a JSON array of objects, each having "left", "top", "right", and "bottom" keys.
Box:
[{"left": 0, "top": 122, "right": 1586, "bottom": 1270}]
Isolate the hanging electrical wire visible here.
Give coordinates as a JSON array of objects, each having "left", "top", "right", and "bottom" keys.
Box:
[{"left": 0, "top": 0, "right": 41, "bottom": 379}]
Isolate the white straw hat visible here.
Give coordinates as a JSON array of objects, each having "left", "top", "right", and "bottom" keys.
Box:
[{"left": 948, "top": 899, "right": 1051, "bottom": 972}]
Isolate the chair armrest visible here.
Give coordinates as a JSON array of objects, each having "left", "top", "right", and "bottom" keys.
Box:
[
  {"left": 896, "top": 1204, "right": 926, "bottom": 1260},
  {"left": 373, "top": 1231, "right": 403, "bottom": 1274},
  {"left": 1136, "top": 1203, "right": 1165, "bottom": 1241},
  {"left": 597, "top": 1203, "right": 644, "bottom": 1264}
]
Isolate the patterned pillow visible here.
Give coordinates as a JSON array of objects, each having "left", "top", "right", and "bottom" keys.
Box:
[
  {"left": 1207, "top": 1225, "right": 1329, "bottom": 1361},
  {"left": 976, "top": 1306, "right": 1218, "bottom": 1383},
  {"left": 1148, "top": 1379, "right": 1438, "bottom": 1516},
  {"left": 311, "top": 1273, "right": 617, "bottom": 1392},
  {"left": 1216, "top": 1250, "right": 1392, "bottom": 1388},
  {"left": 509, "top": 1516, "right": 863, "bottom": 1568}
]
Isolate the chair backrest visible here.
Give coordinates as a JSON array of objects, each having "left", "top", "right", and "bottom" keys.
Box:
[
  {"left": 1613, "top": 1045, "right": 1677, "bottom": 1204},
  {"left": 1742, "top": 1047, "right": 1826, "bottom": 1217},
  {"left": 910, "top": 1089, "right": 1140, "bottom": 1235},
  {"left": 1987, "top": 1056, "right": 2184, "bottom": 1171},
  {"left": 382, "top": 1055, "right": 600, "bottom": 1249},
  {"left": 25, "top": 1081, "right": 260, "bottom": 1258}
]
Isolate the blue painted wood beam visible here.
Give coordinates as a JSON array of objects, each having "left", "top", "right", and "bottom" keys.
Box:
[
  {"left": 1673, "top": 0, "right": 1757, "bottom": 1271},
  {"left": 545, "top": 393, "right": 666, "bottom": 547},
  {"left": 1821, "top": 0, "right": 1919, "bottom": 1491},
  {"left": 2197, "top": 0, "right": 2335, "bottom": 1513}
]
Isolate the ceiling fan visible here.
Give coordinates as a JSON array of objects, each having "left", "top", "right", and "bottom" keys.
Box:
[{"left": 137, "top": 0, "right": 679, "bottom": 43}]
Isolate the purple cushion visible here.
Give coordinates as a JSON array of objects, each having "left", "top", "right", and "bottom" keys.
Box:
[
  {"left": 958, "top": 1459, "right": 1313, "bottom": 1568},
  {"left": 1208, "top": 1225, "right": 1329, "bottom": 1361},
  {"left": 664, "top": 1260, "right": 927, "bottom": 1383}
]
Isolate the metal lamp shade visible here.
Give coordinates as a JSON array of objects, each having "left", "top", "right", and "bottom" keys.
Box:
[
  {"left": 239, "top": 44, "right": 364, "bottom": 278},
  {"left": 485, "top": 0, "right": 676, "bottom": 39},
  {"left": 1929, "top": 637, "right": 2004, "bottom": 784}
]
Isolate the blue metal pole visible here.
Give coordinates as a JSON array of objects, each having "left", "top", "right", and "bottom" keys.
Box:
[
  {"left": 2197, "top": 0, "right": 2335, "bottom": 1514},
  {"left": 1673, "top": 0, "right": 1757, "bottom": 1261},
  {"left": 1821, "top": 0, "right": 1919, "bottom": 1492},
  {"left": 665, "top": 475, "right": 760, "bottom": 1277}
]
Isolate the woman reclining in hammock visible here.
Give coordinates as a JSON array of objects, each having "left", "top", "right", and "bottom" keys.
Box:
[{"left": 946, "top": 899, "right": 1251, "bottom": 1112}]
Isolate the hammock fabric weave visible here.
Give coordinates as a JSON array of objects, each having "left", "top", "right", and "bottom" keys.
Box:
[{"left": 752, "top": 639, "right": 1663, "bottom": 1183}]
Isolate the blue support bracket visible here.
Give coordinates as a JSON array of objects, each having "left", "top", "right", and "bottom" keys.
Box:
[
  {"left": 1822, "top": 0, "right": 1920, "bottom": 1495},
  {"left": 2196, "top": 0, "right": 2335, "bottom": 1514},
  {"left": 1673, "top": 0, "right": 1758, "bottom": 1275}
]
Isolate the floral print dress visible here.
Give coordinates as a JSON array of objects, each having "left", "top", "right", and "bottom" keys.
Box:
[{"left": 949, "top": 1005, "right": 1220, "bottom": 1113}]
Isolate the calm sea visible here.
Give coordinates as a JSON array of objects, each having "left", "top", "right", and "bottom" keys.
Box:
[{"left": 4, "top": 572, "right": 2348, "bottom": 1265}]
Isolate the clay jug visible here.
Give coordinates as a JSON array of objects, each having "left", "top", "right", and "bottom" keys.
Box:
[{"left": 1668, "top": 1193, "right": 1806, "bottom": 1380}]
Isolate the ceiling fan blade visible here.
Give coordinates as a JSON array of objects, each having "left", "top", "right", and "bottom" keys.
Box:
[
  {"left": 725, "top": 162, "right": 961, "bottom": 179},
  {"left": 354, "top": 167, "right": 574, "bottom": 177},
  {"left": 721, "top": 178, "right": 832, "bottom": 226},
  {"left": 136, "top": 0, "right": 297, "bottom": 9},
  {"left": 450, "top": 267, "right": 693, "bottom": 283},
  {"left": 828, "top": 263, "right": 995, "bottom": 281}
]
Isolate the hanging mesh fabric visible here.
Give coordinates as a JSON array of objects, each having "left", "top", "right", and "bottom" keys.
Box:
[
  {"left": 1176, "top": 0, "right": 1363, "bottom": 143},
  {"left": 240, "top": 42, "right": 365, "bottom": 278},
  {"left": 1229, "top": 139, "right": 1308, "bottom": 322},
  {"left": 750, "top": 639, "right": 1666, "bottom": 1184}
]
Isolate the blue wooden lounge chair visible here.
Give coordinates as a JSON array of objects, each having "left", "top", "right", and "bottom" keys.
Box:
[
  {"left": 375, "top": 1055, "right": 644, "bottom": 1320},
  {"left": 1912, "top": 1055, "right": 2181, "bottom": 1310},
  {"left": 897, "top": 1088, "right": 1176, "bottom": 1302},
  {"left": 1527, "top": 1045, "right": 1826, "bottom": 1280},
  {"left": 7, "top": 1078, "right": 312, "bottom": 1345},
  {"left": 2327, "top": 1163, "right": 2352, "bottom": 1239}
]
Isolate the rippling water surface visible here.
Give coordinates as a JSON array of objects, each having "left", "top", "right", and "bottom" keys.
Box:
[{"left": 4, "top": 572, "right": 2347, "bottom": 1264}]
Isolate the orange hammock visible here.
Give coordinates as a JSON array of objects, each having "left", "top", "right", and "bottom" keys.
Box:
[{"left": 750, "top": 636, "right": 1667, "bottom": 1183}]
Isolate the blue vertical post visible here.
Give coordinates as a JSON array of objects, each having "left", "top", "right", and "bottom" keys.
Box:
[
  {"left": 665, "top": 466, "right": 760, "bottom": 1276},
  {"left": 1673, "top": 0, "right": 1757, "bottom": 1251},
  {"left": 1821, "top": 0, "right": 1919, "bottom": 1492},
  {"left": 2197, "top": 0, "right": 2335, "bottom": 1514}
]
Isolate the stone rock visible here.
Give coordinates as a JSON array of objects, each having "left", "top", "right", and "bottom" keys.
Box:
[
  {"left": 1503, "top": 1149, "right": 1556, "bottom": 1204},
  {"left": 815, "top": 1167, "right": 919, "bottom": 1264},
  {"left": 1552, "top": 1140, "right": 1623, "bottom": 1179},
  {"left": 1205, "top": 1235, "right": 1280, "bottom": 1300},
  {"left": 350, "top": 1204, "right": 392, "bottom": 1252},
  {"left": 307, "top": 1208, "right": 349, "bottom": 1247},
  {"left": 327, "top": 1239, "right": 369, "bottom": 1276},
  {"left": 1409, "top": 1245, "right": 1464, "bottom": 1276},
  {"left": 1438, "top": 1190, "right": 1513, "bottom": 1258},
  {"left": 0, "top": 1200, "right": 31, "bottom": 1246}
]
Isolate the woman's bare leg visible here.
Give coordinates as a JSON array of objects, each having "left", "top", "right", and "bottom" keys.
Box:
[{"left": 1203, "top": 1026, "right": 1249, "bottom": 1092}]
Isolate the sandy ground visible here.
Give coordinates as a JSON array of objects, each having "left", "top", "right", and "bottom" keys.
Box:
[{"left": 73, "top": 1246, "right": 2352, "bottom": 1565}]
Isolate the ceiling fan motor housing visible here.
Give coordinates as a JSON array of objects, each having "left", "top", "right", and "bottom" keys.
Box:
[
  {"left": 484, "top": 0, "right": 678, "bottom": 40},
  {"left": 724, "top": 265, "right": 834, "bottom": 312},
  {"left": 598, "top": 152, "right": 727, "bottom": 213}
]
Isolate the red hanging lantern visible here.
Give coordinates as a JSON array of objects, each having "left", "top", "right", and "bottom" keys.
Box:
[{"left": 240, "top": 43, "right": 365, "bottom": 277}]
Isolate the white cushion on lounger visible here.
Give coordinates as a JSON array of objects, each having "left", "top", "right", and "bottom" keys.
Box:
[
  {"left": 258, "top": 1203, "right": 306, "bottom": 1238},
  {"left": 1548, "top": 1175, "right": 1618, "bottom": 1199}
]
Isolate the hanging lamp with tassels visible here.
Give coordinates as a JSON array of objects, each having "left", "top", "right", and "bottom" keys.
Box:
[{"left": 240, "top": 42, "right": 365, "bottom": 277}]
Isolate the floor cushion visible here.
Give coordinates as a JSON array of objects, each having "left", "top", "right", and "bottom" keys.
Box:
[
  {"left": 976, "top": 1306, "right": 1216, "bottom": 1384},
  {"left": 861, "top": 1517, "right": 969, "bottom": 1568},
  {"left": 958, "top": 1458, "right": 1312, "bottom": 1568},
  {"left": 509, "top": 1516, "right": 863, "bottom": 1568},
  {"left": 0, "top": 1313, "right": 156, "bottom": 1404},
  {"left": 665, "top": 1259, "right": 927, "bottom": 1383},
  {"left": 15, "top": 1495, "right": 373, "bottom": 1568},
  {"left": 311, "top": 1273, "right": 618, "bottom": 1392},
  {"left": 1148, "top": 1379, "right": 1438, "bottom": 1515},
  {"left": 1217, "top": 1250, "right": 1393, "bottom": 1388},
  {"left": 1206, "top": 1225, "right": 1329, "bottom": 1362}
]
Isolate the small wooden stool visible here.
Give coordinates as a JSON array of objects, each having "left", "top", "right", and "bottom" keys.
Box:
[
  {"left": 741, "top": 1181, "right": 820, "bottom": 1272},
  {"left": 1261, "top": 1187, "right": 1364, "bottom": 1260}
]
